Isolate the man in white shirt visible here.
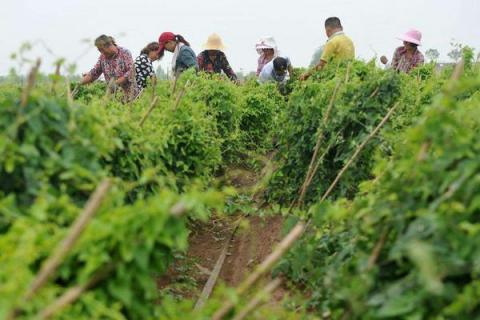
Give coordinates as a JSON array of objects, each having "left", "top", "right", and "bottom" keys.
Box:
[{"left": 258, "top": 56, "right": 293, "bottom": 84}]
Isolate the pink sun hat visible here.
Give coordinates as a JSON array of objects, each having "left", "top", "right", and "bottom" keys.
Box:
[{"left": 398, "top": 29, "right": 422, "bottom": 46}]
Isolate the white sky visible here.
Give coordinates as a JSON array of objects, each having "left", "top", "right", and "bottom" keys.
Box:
[{"left": 0, "top": 0, "right": 479, "bottom": 75}]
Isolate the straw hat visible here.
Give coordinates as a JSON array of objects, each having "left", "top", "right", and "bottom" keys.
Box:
[{"left": 203, "top": 33, "right": 226, "bottom": 51}]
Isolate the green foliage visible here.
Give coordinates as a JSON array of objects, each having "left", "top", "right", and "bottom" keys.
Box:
[
  {"left": 239, "top": 80, "right": 285, "bottom": 151},
  {"left": 0, "top": 86, "right": 113, "bottom": 218},
  {"left": 278, "top": 73, "right": 480, "bottom": 319},
  {"left": 182, "top": 71, "right": 284, "bottom": 162},
  {"left": 0, "top": 184, "right": 226, "bottom": 319},
  {"left": 184, "top": 72, "right": 243, "bottom": 162},
  {"left": 268, "top": 61, "right": 408, "bottom": 204},
  {"left": 72, "top": 82, "right": 107, "bottom": 103},
  {"left": 0, "top": 78, "right": 228, "bottom": 319},
  {"left": 1, "top": 52, "right": 477, "bottom": 319}
]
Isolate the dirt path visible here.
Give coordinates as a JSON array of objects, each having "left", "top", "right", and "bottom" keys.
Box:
[{"left": 157, "top": 161, "right": 286, "bottom": 301}]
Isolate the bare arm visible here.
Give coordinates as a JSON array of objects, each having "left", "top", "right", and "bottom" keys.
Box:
[
  {"left": 115, "top": 76, "right": 127, "bottom": 86},
  {"left": 300, "top": 59, "right": 327, "bottom": 81},
  {"left": 80, "top": 73, "right": 94, "bottom": 85},
  {"left": 81, "top": 57, "right": 103, "bottom": 85}
]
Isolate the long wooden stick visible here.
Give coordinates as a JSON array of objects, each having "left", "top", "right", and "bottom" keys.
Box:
[
  {"left": 367, "top": 228, "right": 389, "bottom": 270},
  {"left": 302, "top": 129, "right": 343, "bottom": 194},
  {"left": 296, "top": 85, "right": 380, "bottom": 209},
  {"left": 25, "top": 179, "right": 112, "bottom": 300},
  {"left": 65, "top": 79, "right": 75, "bottom": 107},
  {"left": 20, "top": 59, "right": 41, "bottom": 107},
  {"left": 450, "top": 58, "right": 464, "bottom": 82},
  {"left": 34, "top": 198, "right": 189, "bottom": 319},
  {"left": 212, "top": 223, "right": 305, "bottom": 320},
  {"left": 194, "top": 222, "right": 240, "bottom": 311},
  {"left": 296, "top": 81, "right": 342, "bottom": 207},
  {"left": 6, "top": 179, "right": 112, "bottom": 320},
  {"left": 229, "top": 101, "right": 400, "bottom": 320},
  {"left": 172, "top": 80, "right": 190, "bottom": 111},
  {"left": 38, "top": 264, "right": 115, "bottom": 320},
  {"left": 231, "top": 278, "right": 282, "bottom": 320},
  {"left": 320, "top": 102, "right": 399, "bottom": 202},
  {"left": 138, "top": 96, "right": 159, "bottom": 127}
]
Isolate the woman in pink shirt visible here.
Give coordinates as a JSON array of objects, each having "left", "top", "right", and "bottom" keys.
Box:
[
  {"left": 381, "top": 29, "right": 425, "bottom": 73},
  {"left": 80, "top": 35, "right": 138, "bottom": 101},
  {"left": 255, "top": 36, "right": 278, "bottom": 76}
]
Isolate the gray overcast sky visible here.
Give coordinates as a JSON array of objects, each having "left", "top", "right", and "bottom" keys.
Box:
[{"left": 0, "top": 0, "right": 479, "bottom": 75}]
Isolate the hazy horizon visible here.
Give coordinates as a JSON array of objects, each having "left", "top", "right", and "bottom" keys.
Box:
[{"left": 1, "top": 0, "right": 479, "bottom": 76}]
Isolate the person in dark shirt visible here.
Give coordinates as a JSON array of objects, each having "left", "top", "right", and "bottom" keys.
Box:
[
  {"left": 197, "top": 33, "right": 237, "bottom": 81},
  {"left": 134, "top": 42, "right": 163, "bottom": 90}
]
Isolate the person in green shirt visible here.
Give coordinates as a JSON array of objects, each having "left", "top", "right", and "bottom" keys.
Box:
[{"left": 300, "top": 17, "right": 355, "bottom": 81}]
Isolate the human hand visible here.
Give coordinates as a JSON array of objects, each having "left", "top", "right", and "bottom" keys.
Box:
[
  {"left": 380, "top": 56, "right": 388, "bottom": 65},
  {"left": 299, "top": 72, "right": 311, "bottom": 81}
]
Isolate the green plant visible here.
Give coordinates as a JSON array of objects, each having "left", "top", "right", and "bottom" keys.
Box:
[{"left": 277, "top": 72, "right": 480, "bottom": 319}]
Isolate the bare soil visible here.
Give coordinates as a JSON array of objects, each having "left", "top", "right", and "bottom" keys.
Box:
[{"left": 157, "top": 161, "right": 286, "bottom": 301}]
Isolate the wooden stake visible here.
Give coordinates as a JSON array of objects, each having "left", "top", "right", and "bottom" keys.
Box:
[
  {"left": 320, "top": 102, "right": 399, "bottom": 202},
  {"left": 151, "top": 76, "right": 158, "bottom": 102},
  {"left": 6, "top": 179, "right": 112, "bottom": 320},
  {"left": 37, "top": 264, "right": 114, "bottom": 320},
  {"left": 172, "top": 75, "right": 178, "bottom": 94},
  {"left": 450, "top": 58, "right": 464, "bottom": 82},
  {"left": 212, "top": 223, "right": 305, "bottom": 320},
  {"left": 138, "top": 96, "right": 159, "bottom": 127},
  {"left": 238, "top": 102, "right": 400, "bottom": 320},
  {"left": 172, "top": 80, "right": 190, "bottom": 111},
  {"left": 25, "top": 179, "right": 112, "bottom": 300},
  {"left": 65, "top": 79, "right": 75, "bottom": 107},
  {"left": 20, "top": 59, "right": 41, "bottom": 107},
  {"left": 295, "top": 81, "right": 342, "bottom": 208},
  {"left": 367, "top": 228, "right": 389, "bottom": 270},
  {"left": 231, "top": 278, "right": 282, "bottom": 320},
  {"left": 194, "top": 222, "right": 240, "bottom": 311}
]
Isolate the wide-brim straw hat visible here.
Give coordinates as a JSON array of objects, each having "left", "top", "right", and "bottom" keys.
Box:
[
  {"left": 397, "top": 29, "right": 422, "bottom": 46},
  {"left": 203, "top": 33, "right": 226, "bottom": 51}
]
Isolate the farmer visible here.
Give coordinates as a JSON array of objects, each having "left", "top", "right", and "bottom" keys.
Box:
[
  {"left": 158, "top": 32, "right": 197, "bottom": 77},
  {"left": 80, "top": 35, "right": 138, "bottom": 100},
  {"left": 258, "top": 56, "right": 293, "bottom": 84},
  {"left": 255, "top": 36, "right": 278, "bottom": 76},
  {"left": 300, "top": 17, "right": 355, "bottom": 80},
  {"left": 197, "top": 33, "right": 237, "bottom": 81},
  {"left": 134, "top": 42, "right": 163, "bottom": 90},
  {"left": 381, "top": 29, "right": 425, "bottom": 73}
]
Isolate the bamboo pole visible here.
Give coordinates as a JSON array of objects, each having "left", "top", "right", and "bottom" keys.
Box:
[
  {"left": 320, "top": 102, "right": 399, "bottom": 202},
  {"left": 36, "top": 199, "right": 191, "bottom": 319},
  {"left": 138, "top": 96, "right": 159, "bottom": 127},
  {"left": 220, "top": 100, "right": 400, "bottom": 320},
  {"left": 37, "top": 264, "right": 115, "bottom": 320},
  {"left": 293, "top": 81, "right": 342, "bottom": 209},
  {"left": 25, "top": 179, "right": 112, "bottom": 300},
  {"left": 450, "top": 58, "right": 464, "bottom": 82},
  {"left": 6, "top": 179, "right": 112, "bottom": 320},
  {"left": 212, "top": 223, "right": 305, "bottom": 320},
  {"left": 20, "top": 59, "right": 41, "bottom": 107},
  {"left": 194, "top": 222, "right": 240, "bottom": 311},
  {"left": 172, "top": 80, "right": 190, "bottom": 111},
  {"left": 367, "top": 228, "right": 389, "bottom": 270},
  {"left": 231, "top": 278, "right": 282, "bottom": 320},
  {"left": 65, "top": 79, "right": 75, "bottom": 107}
]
